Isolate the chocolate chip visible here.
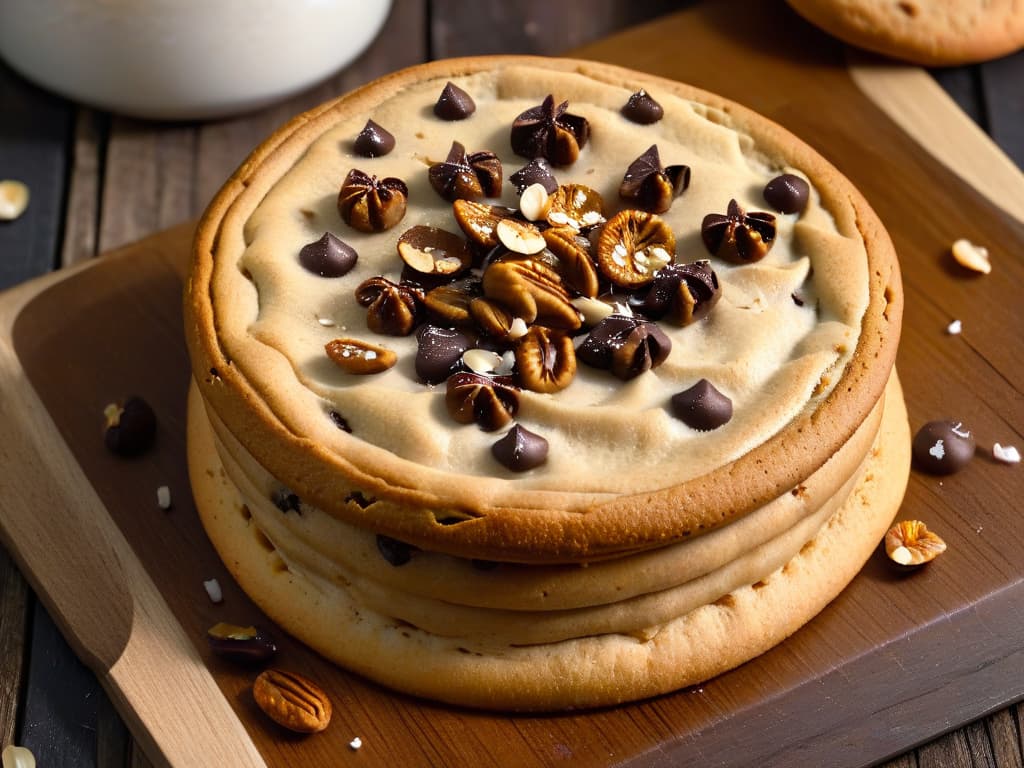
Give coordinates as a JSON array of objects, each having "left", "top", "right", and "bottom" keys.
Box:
[
  {"left": 428, "top": 141, "right": 503, "bottom": 202},
  {"left": 510, "top": 95, "right": 590, "bottom": 166},
  {"left": 510, "top": 158, "right": 558, "bottom": 194},
  {"left": 103, "top": 396, "right": 156, "bottom": 456},
  {"left": 299, "top": 232, "right": 358, "bottom": 277},
  {"left": 670, "top": 380, "right": 733, "bottom": 430},
  {"left": 376, "top": 534, "right": 416, "bottom": 566},
  {"left": 272, "top": 489, "right": 302, "bottom": 514},
  {"left": 701, "top": 199, "right": 777, "bottom": 264},
  {"left": 491, "top": 424, "right": 548, "bottom": 472},
  {"left": 207, "top": 623, "right": 278, "bottom": 664},
  {"left": 763, "top": 174, "right": 809, "bottom": 214},
  {"left": 434, "top": 81, "right": 476, "bottom": 120},
  {"left": 618, "top": 145, "right": 689, "bottom": 214},
  {"left": 631, "top": 261, "right": 720, "bottom": 326},
  {"left": 352, "top": 119, "right": 396, "bottom": 157},
  {"left": 329, "top": 410, "right": 352, "bottom": 432},
  {"left": 415, "top": 325, "right": 474, "bottom": 383},
  {"left": 621, "top": 89, "right": 664, "bottom": 124},
  {"left": 912, "top": 420, "right": 975, "bottom": 475},
  {"left": 577, "top": 315, "right": 672, "bottom": 380}
]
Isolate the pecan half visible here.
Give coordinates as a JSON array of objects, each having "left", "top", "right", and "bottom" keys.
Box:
[
  {"left": 510, "top": 95, "right": 590, "bottom": 166},
  {"left": 619, "top": 145, "right": 690, "bottom": 214},
  {"left": 423, "top": 277, "right": 482, "bottom": 326},
  {"left": 397, "top": 225, "right": 472, "bottom": 276},
  {"left": 701, "top": 199, "right": 776, "bottom": 264},
  {"left": 253, "top": 669, "right": 331, "bottom": 733},
  {"left": 546, "top": 184, "right": 606, "bottom": 231},
  {"left": 445, "top": 371, "right": 519, "bottom": 431},
  {"left": 325, "top": 337, "right": 397, "bottom": 374},
  {"left": 515, "top": 326, "right": 576, "bottom": 393},
  {"left": 630, "top": 260, "right": 721, "bottom": 326},
  {"left": 429, "top": 141, "right": 502, "bottom": 202},
  {"left": 577, "top": 315, "right": 672, "bottom": 380},
  {"left": 354, "top": 276, "right": 423, "bottom": 336},
  {"left": 452, "top": 199, "right": 517, "bottom": 248},
  {"left": 597, "top": 209, "right": 675, "bottom": 289},
  {"left": 543, "top": 225, "right": 600, "bottom": 298},
  {"left": 469, "top": 297, "right": 521, "bottom": 340},
  {"left": 482, "top": 259, "right": 580, "bottom": 331},
  {"left": 337, "top": 169, "right": 408, "bottom": 233}
]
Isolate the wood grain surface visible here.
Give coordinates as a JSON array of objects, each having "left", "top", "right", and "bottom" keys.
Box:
[{"left": 0, "top": 0, "right": 1022, "bottom": 766}]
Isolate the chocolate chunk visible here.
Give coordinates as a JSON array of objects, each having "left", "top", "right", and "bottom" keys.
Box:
[
  {"left": 376, "top": 534, "right": 416, "bottom": 566},
  {"left": 429, "top": 141, "right": 503, "bottom": 202},
  {"left": 577, "top": 315, "right": 671, "bottom": 380},
  {"left": 701, "top": 199, "right": 776, "bottom": 264},
  {"left": 510, "top": 158, "right": 558, "bottom": 194},
  {"left": 434, "top": 81, "right": 476, "bottom": 120},
  {"left": 207, "top": 623, "right": 277, "bottom": 664},
  {"left": 103, "top": 396, "right": 157, "bottom": 456},
  {"left": 631, "top": 261, "right": 721, "bottom": 326},
  {"left": 415, "top": 325, "right": 474, "bottom": 383},
  {"left": 338, "top": 169, "right": 408, "bottom": 233},
  {"left": 510, "top": 95, "right": 590, "bottom": 166},
  {"left": 299, "top": 232, "right": 358, "bottom": 277},
  {"left": 353, "top": 119, "right": 396, "bottom": 157},
  {"left": 618, "top": 145, "right": 690, "bottom": 213},
  {"left": 912, "top": 420, "right": 976, "bottom": 475},
  {"left": 670, "top": 380, "right": 733, "bottom": 430},
  {"left": 621, "top": 89, "right": 664, "bottom": 124},
  {"left": 763, "top": 174, "right": 810, "bottom": 214},
  {"left": 329, "top": 410, "right": 352, "bottom": 432},
  {"left": 492, "top": 424, "right": 548, "bottom": 472},
  {"left": 272, "top": 488, "right": 301, "bottom": 514}
]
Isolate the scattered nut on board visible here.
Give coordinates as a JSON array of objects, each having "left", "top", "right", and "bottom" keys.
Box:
[
  {"left": 992, "top": 443, "right": 1021, "bottom": 464},
  {"left": 0, "top": 180, "right": 30, "bottom": 221},
  {"left": 951, "top": 238, "right": 991, "bottom": 274},
  {"left": 1, "top": 744, "right": 36, "bottom": 768},
  {"left": 253, "top": 668, "right": 332, "bottom": 733},
  {"left": 885, "top": 520, "right": 947, "bottom": 566}
]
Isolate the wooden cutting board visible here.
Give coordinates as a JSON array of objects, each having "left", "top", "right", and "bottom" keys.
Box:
[{"left": 1, "top": 3, "right": 1022, "bottom": 766}]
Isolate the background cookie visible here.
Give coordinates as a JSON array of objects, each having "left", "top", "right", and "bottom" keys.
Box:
[{"left": 786, "top": 0, "right": 1024, "bottom": 65}]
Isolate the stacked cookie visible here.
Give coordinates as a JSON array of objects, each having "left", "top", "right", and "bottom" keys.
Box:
[{"left": 185, "top": 57, "right": 909, "bottom": 709}]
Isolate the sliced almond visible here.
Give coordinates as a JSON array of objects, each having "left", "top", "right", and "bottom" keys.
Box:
[
  {"left": 519, "top": 183, "right": 551, "bottom": 221},
  {"left": 496, "top": 218, "right": 546, "bottom": 255},
  {"left": 951, "top": 238, "right": 991, "bottom": 274}
]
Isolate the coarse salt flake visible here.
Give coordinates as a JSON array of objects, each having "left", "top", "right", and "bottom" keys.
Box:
[
  {"left": 993, "top": 443, "right": 1021, "bottom": 464},
  {"left": 349, "top": 737, "right": 363, "bottom": 750},
  {"left": 946, "top": 319, "right": 962, "bottom": 335},
  {"left": 156, "top": 485, "right": 172, "bottom": 509},
  {"left": 204, "top": 578, "right": 223, "bottom": 604}
]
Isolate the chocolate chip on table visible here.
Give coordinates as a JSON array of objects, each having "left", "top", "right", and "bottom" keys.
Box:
[
  {"left": 912, "top": 420, "right": 976, "bottom": 474},
  {"left": 352, "top": 119, "right": 396, "bottom": 157},
  {"left": 510, "top": 95, "right": 590, "bottom": 166},
  {"left": 510, "top": 158, "right": 558, "bottom": 194},
  {"left": 415, "top": 325, "right": 474, "bottom": 383},
  {"left": 434, "top": 81, "right": 476, "bottom": 120},
  {"left": 376, "top": 534, "right": 416, "bottom": 566},
  {"left": 299, "top": 232, "right": 358, "bottom": 277},
  {"left": 103, "top": 396, "right": 156, "bottom": 456},
  {"left": 492, "top": 424, "right": 549, "bottom": 472},
  {"left": 670, "top": 379, "right": 733, "bottom": 430},
  {"left": 763, "top": 174, "right": 810, "bottom": 214},
  {"left": 207, "top": 622, "right": 278, "bottom": 664},
  {"left": 621, "top": 89, "right": 664, "bottom": 124}
]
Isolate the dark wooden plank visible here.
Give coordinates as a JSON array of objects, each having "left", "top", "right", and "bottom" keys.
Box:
[
  {"left": 930, "top": 66, "right": 986, "bottom": 129},
  {"left": 0, "top": 546, "right": 29, "bottom": 749},
  {"left": 978, "top": 50, "right": 1024, "bottom": 169},
  {"left": 0, "top": 60, "right": 72, "bottom": 289},
  {"left": 61, "top": 109, "right": 106, "bottom": 267}
]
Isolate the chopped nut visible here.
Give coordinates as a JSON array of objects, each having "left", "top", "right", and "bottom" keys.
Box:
[
  {"left": 462, "top": 348, "right": 504, "bottom": 374},
  {"left": 482, "top": 258, "right": 580, "bottom": 331},
  {"left": 397, "top": 225, "right": 472, "bottom": 276},
  {"left": 0, "top": 180, "right": 30, "bottom": 221},
  {"left": 337, "top": 169, "right": 408, "bottom": 233},
  {"left": 452, "top": 199, "right": 517, "bottom": 248},
  {"left": 515, "top": 326, "right": 577, "bottom": 393},
  {"left": 951, "top": 238, "right": 991, "bottom": 274},
  {"left": 253, "top": 668, "right": 332, "bottom": 733},
  {"left": 204, "top": 578, "right": 223, "bottom": 604},
  {"left": 993, "top": 443, "right": 1021, "bottom": 464},
  {"left": 429, "top": 141, "right": 502, "bottom": 201},
  {"left": 510, "top": 95, "right": 590, "bottom": 166},
  {"left": 701, "top": 199, "right": 776, "bottom": 264},
  {"left": 496, "top": 218, "right": 546, "bottom": 255},
  {"left": 884, "top": 520, "right": 946, "bottom": 566},
  {"left": 597, "top": 209, "right": 675, "bottom": 289},
  {"left": 325, "top": 337, "right": 397, "bottom": 374},
  {"left": 423, "top": 277, "right": 482, "bottom": 326},
  {"left": 546, "top": 183, "right": 605, "bottom": 231},
  {"left": 354, "top": 276, "right": 423, "bottom": 336},
  {"left": 445, "top": 371, "right": 519, "bottom": 431},
  {"left": 518, "top": 182, "right": 552, "bottom": 221},
  {"left": 543, "top": 225, "right": 599, "bottom": 298},
  {"left": 571, "top": 295, "right": 620, "bottom": 326}
]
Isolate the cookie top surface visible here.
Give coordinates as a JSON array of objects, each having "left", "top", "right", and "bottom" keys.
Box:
[
  {"left": 187, "top": 57, "right": 901, "bottom": 559},
  {"left": 786, "top": 0, "right": 1024, "bottom": 65}
]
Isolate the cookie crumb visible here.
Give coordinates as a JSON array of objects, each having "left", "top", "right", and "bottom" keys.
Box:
[
  {"left": 349, "top": 736, "right": 363, "bottom": 750},
  {"left": 946, "top": 319, "right": 961, "bottom": 335},
  {"left": 204, "top": 578, "right": 223, "bottom": 604},
  {"left": 156, "top": 485, "right": 172, "bottom": 509},
  {"left": 993, "top": 443, "right": 1021, "bottom": 464}
]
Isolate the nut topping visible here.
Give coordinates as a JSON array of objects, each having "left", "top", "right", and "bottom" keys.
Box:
[
  {"left": 951, "top": 238, "right": 991, "bottom": 274},
  {"left": 577, "top": 315, "right": 672, "bottom": 380},
  {"left": 452, "top": 199, "right": 517, "bottom": 248},
  {"left": 885, "top": 520, "right": 947, "bottom": 566},
  {"left": 701, "top": 199, "right": 776, "bottom": 264},
  {"left": 518, "top": 183, "right": 551, "bottom": 222},
  {"left": 253, "top": 668, "right": 332, "bottom": 733},
  {"left": 429, "top": 141, "right": 502, "bottom": 202},
  {"left": 515, "top": 326, "right": 576, "bottom": 393},
  {"left": 546, "top": 183, "right": 606, "bottom": 231},
  {"left": 621, "top": 90, "right": 664, "bottom": 124},
  {"left": 597, "top": 209, "right": 676, "bottom": 289},
  {"left": 354, "top": 276, "right": 423, "bottom": 336},
  {"left": 433, "top": 81, "right": 476, "bottom": 120},
  {"left": 631, "top": 260, "right": 721, "bottom": 326},
  {"left": 337, "top": 169, "right": 408, "bottom": 233},
  {"left": 207, "top": 622, "right": 277, "bottom": 664},
  {"left": 325, "top": 337, "right": 397, "bottom": 374},
  {"left": 445, "top": 371, "right": 519, "bottom": 431},
  {"left": 352, "top": 119, "right": 396, "bottom": 157},
  {"left": 482, "top": 259, "right": 581, "bottom": 331},
  {"left": 469, "top": 296, "right": 518, "bottom": 340},
  {"left": 0, "top": 180, "right": 30, "bottom": 221},
  {"left": 423, "top": 277, "right": 482, "bottom": 326},
  {"left": 397, "top": 225, "right": 472, "bottom": 276},
  {"left": 543, "top": 225, "right": 600, "bottom": 298},
  {"left": 619, "top": 145, "right": 690, "bottom": 214},
  {"left": 496, "top": 218, "right": 546, "bottom": 255},
  {"left": 510, "top": 95, "right": 590, "bottom": 166}
]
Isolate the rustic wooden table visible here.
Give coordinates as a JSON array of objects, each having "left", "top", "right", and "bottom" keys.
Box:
[{"left": 1, "top": 1, "right": 1021, "bottom": 766}]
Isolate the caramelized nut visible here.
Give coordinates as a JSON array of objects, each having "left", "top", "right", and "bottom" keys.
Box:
[
  {"left": 885, "top": 520, "right": 947, "bottom": 566},
  {"left": 510, "top": 95, "right": 590, "bottom": 166},
  {"left": 397, "top": 225, "right": 472, "bottom": 276},
  {"left": 429, "top": 141, "right": 502, "bottom": 202},
  {"left": 482, "top": 259, "right": 580, "bottom": 331},
  {"left": 543, "top": 225, "right": 600, "bottom": 297},
  {"left": 423, "top": 277, "right": 482, "bottom": 326},
  {"left": 337, "top": 169, "right": 408, "bottom": 233},
  {"left": 515, "top": 326, "right": 576, "bottom": 393},
  {"left": 452, "top": 199, "right": 517, "bottom": 248},
  {"left": 951, "top": 238, "right": 991, "bottom": 274},
  {"left": 701, "top": 199, "right": 776, "bottom": 264},
  {"left": 354, "top": 276, "right": 423, "bottom": 336},
  {"left": 445, "top": 371, "right": 519, "bottom": 431},
  {"left": 325, "top": 337, "right": 397, "bottom": 374},
  {"left": 546, "top": 183, "right": 606, "bottom": 231},
  {"left": 253, "top": 668, "right": 332, "bottom": 733},
  {"left": 597, "top": 209, "right": 675, "bottom": 289}
]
